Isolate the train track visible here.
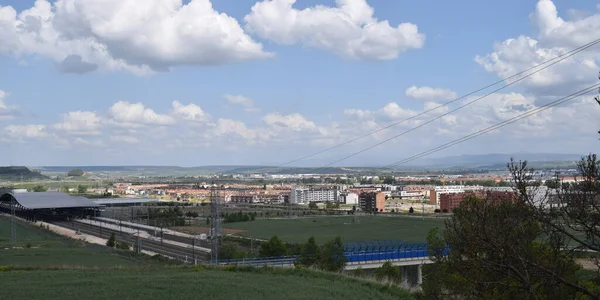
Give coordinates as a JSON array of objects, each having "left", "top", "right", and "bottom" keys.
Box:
[
  {"left": 93, "top": 218, "right": 212, "bottom": 250},
  {"left": 48, "top": 220, "right": 210, "bottom": 264}
]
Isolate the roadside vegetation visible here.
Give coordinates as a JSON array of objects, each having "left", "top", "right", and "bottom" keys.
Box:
[{"left": 422, "top": 154, "right": 600, "bottom": 299}]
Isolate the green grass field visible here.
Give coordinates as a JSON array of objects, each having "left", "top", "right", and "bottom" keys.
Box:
[
  {"left": 223, "top": 215, "right": 446, "bottom": 243},
  {"left": 0, "top": 217, "right": 138, "bottom": 268},
  {"left": 0, "top": 268, "right": 415, "bottom": 300}
]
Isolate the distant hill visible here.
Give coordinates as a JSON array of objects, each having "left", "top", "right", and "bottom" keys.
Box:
[
  {"left": 404, "top": 153, "right": 582, "bottom": 169},
  {"left": 0, "top": 166, "right": 48, "bottom": 181},
  {"left": 35, "top": 165, "right": 391, "bottom": 176}
]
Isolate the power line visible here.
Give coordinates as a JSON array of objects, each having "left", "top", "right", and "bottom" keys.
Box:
[
  {"left": 277, "top": 39, "right": 600, "bottom": 167},
  {"left": 383, "top": 83, "right": 600, "bottom": 168},
  {"left": 309, "top": 38, "right": 600, "bottom": 170}
]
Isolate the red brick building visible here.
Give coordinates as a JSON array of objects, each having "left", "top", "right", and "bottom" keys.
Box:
[{"left": 440, "top": 190, "right": 515, "bottom": 212}]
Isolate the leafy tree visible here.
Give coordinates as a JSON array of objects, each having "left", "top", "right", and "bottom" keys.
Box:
[
  {"left": 106, "top": 233, "right": 116, "bottom": 247},
  {"left": 373, "top": 261, "right": 402, "bottom": 284},
  {"left": 219, "top": 242, "right": 248, "bottom": 259},
  {"left": 77, "top": 184, "right": 87, "bottom": 194},
  {"left": 317, "top": 236, "right": 346, "bottom": 272},
  {"left": 259, "top": 235, "right": 287, "bottom": 257},
  {"left": 424, "top": 195, "right": 585, "bottom": 299},
  {"left": 31, "top": 185, "right": 47, "bottom": 192},
  {"left": 67, "top": 169, "right": 84, "bottom": 177},
  {"left": 308, "top": 202, "right": 318, "bottom": 210},
  {"left": 295, "top": 236, "right": 319, "bottom": 268}
]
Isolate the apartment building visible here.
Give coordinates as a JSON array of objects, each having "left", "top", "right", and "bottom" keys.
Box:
[
  {"left": 359, "top": 192, "right": 386, "bottom": 212},
  {"left": 290, "top": 187, "right": 339, "bottom": 204},
  {"left": 439, "top": 190, "right": 515, "bottom": 212},
  {"left": 339, "top": 192, "right": 359, "bottom": 205}
]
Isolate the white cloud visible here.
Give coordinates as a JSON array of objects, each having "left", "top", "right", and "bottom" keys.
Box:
[
  {"left": 475, "top": 0, "right": 600, "bottom": 95},
  {"left": 171, "top": 101, "right": 210, "bottom": 123},
  {"left": 224, "top": 94, "right": 260, "bottom": 112},
  {"left": 381, "top": 102, "right": 417, "bottom": 120},
  {"left": 0, "top": 90, "right": 20, "bottom": 120},
  {"left": 405, "top": 86, "right": 457, "bottom": 101},
  {"left": 244, "top": 0, "right": 425, "bottom": 60},
  {"left": 3, "top": 124, "right": 49, "bottom": 139},
  {"left": 209, "top": 118, "right": 265, "bottom": 144},
  {"left": 0, "top": 0, "right": 273, "bottom": 74},
  {"left": 53, "top": 111, "right": 102, "bottom": 135},
  {"left": 108, "top": 101, "right": 175, "bottom": 128},
  {"left": 262, "top": 113, "right": 318, "bottom": 132},
  {"left": 110, "top": 135, "right": 139, "bottom": 144}
]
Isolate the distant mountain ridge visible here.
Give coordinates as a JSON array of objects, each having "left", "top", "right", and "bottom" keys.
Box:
[{"left": 407, "top": 153, "right": 582, "bottom": 168}]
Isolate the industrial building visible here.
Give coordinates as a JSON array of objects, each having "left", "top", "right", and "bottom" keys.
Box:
[{"left": 0, "top": 191, "right": 101, "bottom": 221}]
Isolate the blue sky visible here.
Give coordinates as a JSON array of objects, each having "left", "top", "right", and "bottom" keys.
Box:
[{"left": 0, "top": 0, "right": 599, "bottom": 167}]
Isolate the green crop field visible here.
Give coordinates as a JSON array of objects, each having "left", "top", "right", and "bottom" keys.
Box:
[
  {"left": 0, "top": 268, "right": 415, "bottom": 300},
  {"left": 0, "top": 217, "right": 138, "bottom": 268},
  {"left": 223, "top": 215, "right": 447, "bottom": 243}
]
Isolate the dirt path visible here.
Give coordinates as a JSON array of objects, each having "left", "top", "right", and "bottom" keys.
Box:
[{"left": 576, "top": 258, "right": 598, "bottom": 271}]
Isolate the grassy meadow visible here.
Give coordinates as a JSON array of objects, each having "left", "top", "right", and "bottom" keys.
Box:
[
  {"left": 0, "top": 216, "right": 138, "bottom": 268},
  {"left": 223, "top": 215, "right": 446, "bottom": 243}
]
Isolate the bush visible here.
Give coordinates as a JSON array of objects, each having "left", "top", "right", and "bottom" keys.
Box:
[
  {"left": 116, "top": 241, "right": 131, "bottom": 250},
  {"left": 434, "top": 209, "right": 441, "bottom": 213},
  {"left": 106, "top": 233, "right": 116, "bottom": 247}
]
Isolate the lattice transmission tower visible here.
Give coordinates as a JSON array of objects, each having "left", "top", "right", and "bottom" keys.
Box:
[{"left": 209, "top": 186, "right": 221, "bottom": 264}]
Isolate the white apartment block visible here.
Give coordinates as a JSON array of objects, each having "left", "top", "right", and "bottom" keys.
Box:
[
  {"left": 290, "top": 187, "right": 339, "bottom": 204},
  {"left": 340, "top": 192, "right": 359, "bottom": 205}
]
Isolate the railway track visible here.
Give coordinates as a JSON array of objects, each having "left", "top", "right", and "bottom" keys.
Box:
[
  {"left": 93, "top": 218, "right": 212, "bottom": 250},
  {"left": 48, "top": 220, "right": 210, "bottom": 264}
]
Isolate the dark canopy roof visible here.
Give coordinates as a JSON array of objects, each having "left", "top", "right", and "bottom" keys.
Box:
[{"left": 0, "top": 192, "right": 100, "bottom": 209}]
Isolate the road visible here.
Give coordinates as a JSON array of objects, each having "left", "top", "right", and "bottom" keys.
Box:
[{"left": 48, "top": 219, "right": 210, "bottom": 264}]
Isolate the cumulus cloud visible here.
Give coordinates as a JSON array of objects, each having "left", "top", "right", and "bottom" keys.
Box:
[
  {"left": 171, "top": 101, "right": 210, "bottom": 123},
  {"left": 209, "top": 118, "right": 266, "bottom": 144},
  {"left": 108, "top": 101, "right": 175, "bottom": 128},
  {"left": 55, "top": 55, "right": 98, "bottom": 74},
  {"left": 244, "top": 0, "right": 425, "bottom": 60},
  {"left": 0, "top": 0, "right": 272, "bottom": 74},
  {"left": 406, "top": 86, "right": 457, "bottom": 101},
  {"left": 224, "top": 94, "right": 260, "bottom": 112},
  {"left": 475, "top": 0, "right": 600, "bottom": 96},
  {"left": 3, "top": 124, "right": 49, "bottom": 139},
  {"left": 0, "top": 90, "right": 20, "bottom": 120},
  {"left": 53, "top": 111, "right": 102, "bottom": 135},
  {"left": 262, "top": 113, "right": 318, "bottom": 132}
]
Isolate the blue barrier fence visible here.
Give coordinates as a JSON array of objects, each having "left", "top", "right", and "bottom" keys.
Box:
[{"left": 218, "top": 241, "right": 449, "bottom": 265}]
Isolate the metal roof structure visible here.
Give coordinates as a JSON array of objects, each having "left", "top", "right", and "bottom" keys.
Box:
[
  {"left": 93, "top": 198, "right": 158, "bottom": 205},
  {"left": 0, "top": 192, "right": 100, "bottom": 209}
]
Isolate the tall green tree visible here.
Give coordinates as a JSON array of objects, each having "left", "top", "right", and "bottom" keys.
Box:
[
  {"left": 77, "top": 184, "right": 87, "bottom": 194},
  {"left": 259, "top": 235, "right": 287, "bottom": 257},
  {"left": 424, "top": 195, "right": 586, "bottom": 299},
  {"left": 317, "top": 236, "right": 346, "bottom": 272},
  {"left": 295, "top": 236, "right": 319, "bottom": 268}
]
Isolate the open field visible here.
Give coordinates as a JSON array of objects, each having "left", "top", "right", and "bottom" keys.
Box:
[
  {"left": 222, "top": 215, "right": 447, "bottom": 243},
  {"left": 0, "top": 217, "right": 139, "bottom": 268},
  {"left": 0, "top": 267, "right": 416, "bottom": 300}
]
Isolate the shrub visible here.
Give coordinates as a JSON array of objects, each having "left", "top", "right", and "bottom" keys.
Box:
[{"left": 106, "top": 233, "right": 116, "bottom": 247}]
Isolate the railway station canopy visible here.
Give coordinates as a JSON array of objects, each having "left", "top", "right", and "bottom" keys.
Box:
[{"left": 0, "top": 191, "right": 100, "bottom": 210}]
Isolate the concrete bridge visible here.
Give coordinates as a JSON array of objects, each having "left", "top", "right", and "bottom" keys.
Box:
[{"left": 218, "top": 241, "right": 448, "bottom": 286}]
